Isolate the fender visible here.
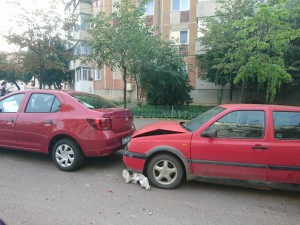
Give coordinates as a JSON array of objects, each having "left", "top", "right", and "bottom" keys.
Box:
[{"left": 146, "top": 145, "right": 192, "bottom": 180}]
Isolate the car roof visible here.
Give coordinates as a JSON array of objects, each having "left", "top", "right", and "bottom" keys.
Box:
[
  {"left": 10, "top": 89, "right": 89, "bottom": 95},
  {"left": 220, "top": 104, "right": 300, "bottom": 111}
]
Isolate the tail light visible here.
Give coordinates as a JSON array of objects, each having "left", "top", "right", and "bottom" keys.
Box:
[{"left": 87, "top": 118, "right": 112, "bottom": 130}]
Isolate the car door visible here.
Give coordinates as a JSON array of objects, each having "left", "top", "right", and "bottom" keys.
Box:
[
  {"left": 0, "top": 93, "right": 26, "bottom": 147},
  {"left": 191, "top": 109, "right": 269, "bottom": 182},
  {"left": 267, "top": 110, "right": 300, "bottom": 184},
  {"left": 15, "top": 93, "right": 63, "bottom": 151}
]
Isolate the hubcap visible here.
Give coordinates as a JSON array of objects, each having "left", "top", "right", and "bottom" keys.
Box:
[
  {"left": 152, "top": 159, "right": 178, "bottom": 185},
  {"left": 55, "top": 144, "right": 75, "bottom": 168}
]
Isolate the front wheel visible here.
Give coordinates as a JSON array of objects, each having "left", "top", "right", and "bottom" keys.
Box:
[
  {"left": 147, "top": 154, "right": 184, "bottom": 189},
  {"left": 52, "top": 138, "right": 84, "bottom": 172}
]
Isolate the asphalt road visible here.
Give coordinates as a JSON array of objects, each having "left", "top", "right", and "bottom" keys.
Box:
[{"left": 0, "top": 118, "right": 300, "bottom": 225}]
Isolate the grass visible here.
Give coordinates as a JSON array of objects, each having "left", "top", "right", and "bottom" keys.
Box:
[{"left": 130, "top": 104, "right": 213, "bottom": 120}]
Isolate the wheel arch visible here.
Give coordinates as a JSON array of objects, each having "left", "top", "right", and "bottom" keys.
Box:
[
  {"left": 143, "top": 146, "right": 192, "bottom": 180},
  {"left": 48, "top": 134, "right": 84, "bottom": 156}
]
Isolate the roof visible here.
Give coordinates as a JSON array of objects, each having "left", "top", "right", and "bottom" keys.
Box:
[{"left": 220, "top": 104, "right": 300, "bottom": 111}]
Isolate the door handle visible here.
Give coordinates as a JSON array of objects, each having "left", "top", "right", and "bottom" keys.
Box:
[
  {"left": 252, "top": 145, "right": 268, "bottom": 150},
  {"left": 7, "top": 118, "right": 14, "bottom": 123},
  {"left": 44, "top": 120, "right": 53, "bottom": 125}
]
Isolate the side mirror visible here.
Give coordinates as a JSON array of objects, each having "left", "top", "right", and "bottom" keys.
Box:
[{"left": 201, "top": 126, "right": 218, "bottom": 138}]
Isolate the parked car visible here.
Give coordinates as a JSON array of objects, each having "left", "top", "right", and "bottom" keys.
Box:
[
  {"left": 123, "top": 104, "right": 300, "bottom": 191},
  {"left": 0, "top": 90, "right": 134, "bottom": 171}
]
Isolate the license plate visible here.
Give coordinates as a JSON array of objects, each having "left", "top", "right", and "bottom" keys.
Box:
[{"left": 121, "top": 136, "right": 131, "bottom": 145}]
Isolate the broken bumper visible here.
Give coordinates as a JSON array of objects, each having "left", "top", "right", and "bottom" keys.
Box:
[{"left": 123, "top": 150, "right": 147, "bottom": 172}]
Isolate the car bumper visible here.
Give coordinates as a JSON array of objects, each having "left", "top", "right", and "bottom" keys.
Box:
[
  {"left": 123, "top": 150, "right": 147, "bottom": 172},
  {"left": 82, "top": 127, "right": 135, "bottom": 157}
]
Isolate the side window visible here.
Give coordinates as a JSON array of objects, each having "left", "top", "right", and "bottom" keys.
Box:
[
  {"left": 273, "top": 111, "right": 300, "bottom": 139},
  {"left": 25, "top": 94, "right": 61, "bottom": 113},
  {"left": 51, "top": 98, "right": 62, "bottom": 112},
  {"left": 0, "top": 94, "right": 25, "bottom": 113},
  {"left": 211, "top": 110, "right": 265, "bottom": 139}
]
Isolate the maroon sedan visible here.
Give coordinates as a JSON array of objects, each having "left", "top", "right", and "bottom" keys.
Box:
[
  {"left": 0, "top": 90, "right": 134, "bottom": 171},
  {"left": 124, "top": 104, "right": 300, "bottom": 191}
]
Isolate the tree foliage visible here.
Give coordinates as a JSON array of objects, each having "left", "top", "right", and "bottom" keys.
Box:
[
  {"left": 140, "top": 41, "right": 193, "bottom": 106},
  {"left": 200, "top": 0, "right": 257, "bottom": 102},
  {"left": 0, "top": 52, "right": 32, "bottom": 90},
  {"left": 201, "top": 0, "right": 300, "bottom": 103},
  {"left": 282, "top": 0, "right": 300, "bottom": 91},
  {"left": 88, "top": 0, "right": 193, "bottom": 107},
  {"left": 4, "top": 3, "right": 72, "bottom": 89},
  {"left": 88, "top": 0, "right": 151, "bottom": 108}
]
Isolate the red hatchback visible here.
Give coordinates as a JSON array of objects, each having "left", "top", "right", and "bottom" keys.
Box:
[
  {"left": 123, "top": 104, "right": 300, "bottom": 191},
  {"left": 0, "top": 90, "right": 134, "bottom": 171}
]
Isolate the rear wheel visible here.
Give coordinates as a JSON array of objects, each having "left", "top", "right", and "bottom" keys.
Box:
[
  {"left": 52, "top": 138, "right": 84, "bottom": 172},
  {"left": 147, "top": 154, "right": 184, "bottom": 189}
]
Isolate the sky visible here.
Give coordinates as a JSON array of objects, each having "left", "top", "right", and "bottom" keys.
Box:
[{"left": 0, "top": 0, "right": 65, "bottom": 52}]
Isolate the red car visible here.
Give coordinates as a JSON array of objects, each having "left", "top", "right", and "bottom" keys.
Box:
[
  {"left": 0, "top": 90, "right": 134, "bottom": 171},
  {"left": 123, "top": 104, "right": 300, "bottom": 191}
]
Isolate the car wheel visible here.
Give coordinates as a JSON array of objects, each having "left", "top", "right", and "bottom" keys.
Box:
[
  {"left": 52, "top": 138, "right": 84, "bottom": 172},
  {"left": 147, "top": 154, "right": 184, "bottom": 189}
]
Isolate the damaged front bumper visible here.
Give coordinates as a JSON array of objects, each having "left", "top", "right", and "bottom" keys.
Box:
[{"left": 123, "top": 150, "right": 147, "bottom": 173}]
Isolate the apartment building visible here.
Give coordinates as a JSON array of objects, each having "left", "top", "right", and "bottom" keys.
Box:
[{"left": 66, "top": 0, "right": 224, "bottom": 104}]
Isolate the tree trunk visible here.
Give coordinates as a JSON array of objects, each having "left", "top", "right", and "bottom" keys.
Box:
[
  {"left": 39, "top": 66, "right": 45, "bottom": 89},
  {"left": 229, "top": 80, "right": 234, "bottom": 103},
  {"left": 134, "top": 72, "right": 143, "bottom": 108},
  {"left": 13, "top": 81, "right": 20, "bottom": 90},
  {"left": 122, "top": 66, "right": 127, "bottom": 109},
  {"left": 239, "top": 80, "right": 247, "bottom": 103},
  {"left": 217, "top": 85, "right": 224, "bottom": 105}
]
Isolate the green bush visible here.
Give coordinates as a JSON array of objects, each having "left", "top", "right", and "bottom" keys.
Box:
[{"left": 131, "top": 105, "right": 213, "bottom": 120}]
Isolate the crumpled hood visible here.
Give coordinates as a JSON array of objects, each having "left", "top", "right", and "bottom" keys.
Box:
[{"left": 132, "top": 121, "right": 188, "bottom": 138}]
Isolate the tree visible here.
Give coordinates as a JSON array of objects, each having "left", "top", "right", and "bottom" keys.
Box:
[
  {"left": 233, "top": 0, "right": 298, "bottom": 103},
  {"left": 140, "top": 40, "right": 193, "bottom": 106},
  {"left": 0, "top": 52, "right": 32, "bottom": 90},
  {"left": 201, "top": 0, "right": 300, "bottom": 103},
  {"left": 4, "top": 2, "right": 72, "bottom": 89},
  {"left": 282, "top": 0, "right": 300, "bottom": 92},
  {"left": 87, "top": 0, "right": 153, "bottom": 108},
  {"left": 200, "top": 0, "right": 257, "bottom": 103},
  {"left": 42, "top": 37, "right": 73, "bottom": 89}
]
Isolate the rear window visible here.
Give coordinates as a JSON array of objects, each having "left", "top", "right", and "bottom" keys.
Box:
[
  {"left": 273, "top": 111, "right": 300, "bottom": 139},
  {"left": 69, "top": 93, "right": 117, "bottom": 109}
]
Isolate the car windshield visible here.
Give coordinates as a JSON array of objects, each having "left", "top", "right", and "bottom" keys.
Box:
[
  {"left": 70, "top": 93, "right": 117, "bottom": 109},
  {"left": 182, "top": 106, "right": 225, "bottom": 132}
]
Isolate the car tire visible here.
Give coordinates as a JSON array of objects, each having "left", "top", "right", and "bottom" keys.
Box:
[
  {"left": 147, "top": 154, "right": 184, "bottom": 189},
  {"left": 52, "top": 138, "right": 84, "bottom": 172}
]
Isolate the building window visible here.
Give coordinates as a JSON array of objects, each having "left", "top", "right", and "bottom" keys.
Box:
[
  {"left": 113, "top": 68, "right": 122, "bottom": 80},
  {"left": 95, "top": 69, "right": 101, "bottom": 80},
  {"left": 75, "top": 41, "right": 92, "bottom": 55},
  {"left": 144, "top": 0, "right": 154, "bottom": 15},
  {"left": 172, "top": 0, "right": 189, "bottom": 11},
  {"left": 79, "top": 13, "right": 91, "bottom": 30},
  {"left": 170, "top": 31, "right": 188, "bottom": 45},
  {"left": 82, "top": 67, "right": 92, "bottom": 80},
  {"left": 76, "top": 67, "right": 93, "bottom": 81},
  {"left": 76, "top": 68, "right": 81, "bottom": 81}
]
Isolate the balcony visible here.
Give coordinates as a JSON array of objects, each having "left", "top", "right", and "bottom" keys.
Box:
[
  {"left": 196, "top": 0, "right": 220, "bottom": 18},
  {"left": 67, "top": 0, "right": 93, "bottom": 16}
]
